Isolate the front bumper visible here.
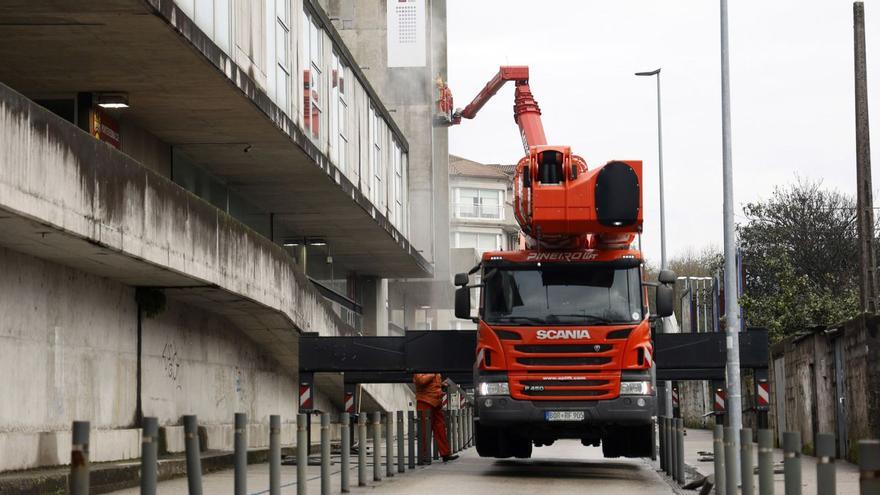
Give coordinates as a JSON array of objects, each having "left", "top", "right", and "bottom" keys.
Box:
[{"left": 476, "top": 394, "right": 655, "bottom": 427}]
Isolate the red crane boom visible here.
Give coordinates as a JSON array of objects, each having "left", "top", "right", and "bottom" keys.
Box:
[
  {"left": 449, "top": 66, "right": 643, "bottom": 250},
  {"left": 453, "top": 66, "right": 547, "bottom": 153}
]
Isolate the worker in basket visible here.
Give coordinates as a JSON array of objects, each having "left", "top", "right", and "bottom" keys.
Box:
[{"left": 413, "top": 373, "right": 459, "bottom": 462}]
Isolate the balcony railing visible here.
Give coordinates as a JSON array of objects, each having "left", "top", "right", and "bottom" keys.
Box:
[{"left": 453, "top": 203, "right": 503, "bottom": 220}]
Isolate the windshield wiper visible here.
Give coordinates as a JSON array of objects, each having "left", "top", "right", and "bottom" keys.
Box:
[
  {"left": 491, "top": 315, "right": 546, "bottom": 324},
  {"left": 545, "top": 314, "right": 623, "bottom": 324}
]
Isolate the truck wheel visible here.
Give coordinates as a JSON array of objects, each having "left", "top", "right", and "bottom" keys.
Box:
[
  {"left": 512, "top": 437, "right": 533, "bottom": 459},
  {"left": 627, "top": 423, "right": 653, "bottom": 458},
  {"left": 474, "top": 421, "right": 500, "bottom": 458},
  {"left": 601, "top": 431, "right": 621, "bottom": 458}
]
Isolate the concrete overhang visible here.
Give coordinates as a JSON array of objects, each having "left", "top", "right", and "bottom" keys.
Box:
[
  {"left": 0, "top": 82, "right": 413, "bottom": 411},
  {"left": 0, "top": 0, "right": 432, "bottom": 279}
]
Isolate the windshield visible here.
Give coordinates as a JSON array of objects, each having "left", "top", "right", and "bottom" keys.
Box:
[{"left": 482, "top": 264, "right": 644, "bottom": 326}]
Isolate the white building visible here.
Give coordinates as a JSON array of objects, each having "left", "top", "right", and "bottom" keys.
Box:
[{"left": 448, "top": 155, "right": 519, "bottom": 328}]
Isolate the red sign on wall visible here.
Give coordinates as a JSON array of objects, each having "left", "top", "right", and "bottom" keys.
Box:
[{"left": 90, "top": 107, "right": 121, "bottom": 149}]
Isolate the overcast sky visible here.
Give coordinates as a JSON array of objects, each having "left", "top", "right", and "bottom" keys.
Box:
[{"left": 446, "top": 0, "right": 880, "bottom": 266}]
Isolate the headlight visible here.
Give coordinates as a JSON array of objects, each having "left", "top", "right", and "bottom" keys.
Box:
[
  {"left": 620, "top": 381, "right": 652, "bottom": 395},
  {"left": 478, "top": 381, "right": 510, "bottom": 396}
]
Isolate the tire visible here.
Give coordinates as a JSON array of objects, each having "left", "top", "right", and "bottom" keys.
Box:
[
  {"left": 602, "top": 431, "right": 621, "bottom": 458},
  {"left": 512, "top": 437, "right": 533, "bottom": 459},
  {"left": 602, "top": 424, "right": 653, "bottom": 458},
  {"left": 474, "top": 421, "right": 500, "bottom": 458},
  {"left": 626, "top": 423, "right": 653, "bottom": 458}
]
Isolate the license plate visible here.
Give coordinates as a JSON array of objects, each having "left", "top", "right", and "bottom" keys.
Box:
[{"left": 544, "top": 411, "right": 585, "bottom": 422}]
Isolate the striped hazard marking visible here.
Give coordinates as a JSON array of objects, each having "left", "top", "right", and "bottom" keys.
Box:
[
  {"left": 757, "top": 380, "right": 770, "bottom": 407},
  {"left": 299, "top": 383, "right": 313, "bottom": 410},
  {"left": 714, "top": 388, "right": 726, "bottom": 412}
]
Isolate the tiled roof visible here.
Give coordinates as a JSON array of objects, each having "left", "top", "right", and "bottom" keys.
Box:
[{"left": 449, "top": 155, "right": 514, "bottom": 179}]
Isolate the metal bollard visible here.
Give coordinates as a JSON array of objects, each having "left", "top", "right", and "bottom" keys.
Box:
[
  {"left": 758, "top": 429, "right": 774, "bottom": 495},
  {"left": 676, "top": 418, "right": 685, "bottom": 485},
  {"left": 321, "top": 413, "right": 330, "bottom": 495},
  {"left": 427, "top": 410, "right": 435, "bottom": 463},
  {"left": 458, "top": 410, "right": 463, "bottom": 452},
  {"left": 659, "top": 416, "right": 666, "bottom": 473},
  {"left": 70, "top": 421, "right": 90, "bottom": 495},
  {"left": 464, "top": 409, "right": 470, "bottom": 448},
  {"left": 450, "top": 410, "right": 457, "bottom": 454},
  {"left": 357, "top": 413, "right": 367, "bottom": 487},
  {"left": 465, "top": 407, "right": 474, "bottom": 448},
  {"left": 816, "top": 433, "right": 835, "bottom": 495},
  {"left": 725, "top": 427, "right": 737, "bottom": 495},
  {"left": 416, "top": 410, "right": 423, "bottom": 465},
  {"left": 713, "top": 425, "right": 726, "bottom": 495},
  {"left": 460, "top": 410, "right": 465, "bottom": 451},
  {"left": 341, "top": 414, "right": 350, "bottom": 493},
  {"left": 669, "top": 418, "right": 678, "bottom": 481},
  {"left": 184, "top": 415, "right": 203, "bottom": 495},
  {"left": 372, "top": 412, "right": 382, "bottom": 481},
  {"left": 297, "top": 413, "right": 308, "bottom": 495},
  {"left": 385, "top": 412, "right": 394, "bottom": 477},
  {"left": 783, "top": 432, "right": 802, "bottom": 495},
  {"left": 397, "top": 411, "right": 405, "bottom": 473},
  {"left": 270, "top": 415, "right": 281, "bottom": 495},
  {"left": 860, "top": 440, "right": 880, "bottom": 495},
  {"left": 408, "top": 411, "right": 416, "bottom": 469},
  {"left": 741, "top": 428, "right": 754, "bottom": 495},
  {"left": 666, "top": 417, "right": 674, "bottom": 477},
  {"left": 141, "top": 417, "right": 159, "bottom": 495},
  {"left": 234, "top": 413, "right": 247, "bottom": 495}
]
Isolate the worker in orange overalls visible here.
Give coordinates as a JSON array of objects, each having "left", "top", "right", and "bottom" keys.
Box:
[{"left": 413, "top": 373, "right": 458, "bottom": 462}]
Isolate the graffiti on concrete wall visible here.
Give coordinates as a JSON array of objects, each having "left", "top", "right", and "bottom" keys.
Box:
[{"left": 162, "top": 341, "right": 182, "bottom": 390}]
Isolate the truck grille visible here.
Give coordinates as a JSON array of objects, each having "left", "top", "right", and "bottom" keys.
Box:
[
  {"left": 505, "top": 339, "right": 620, "bottom": 371},
  {"left": 509, "top": 372, "right": 621, "bottom": 401},
  {"left": 514, "top": 344, "right": 612, "bottom": 353},
  {"left": 516, "top": 356, "right": 611, "bottom": 366}
]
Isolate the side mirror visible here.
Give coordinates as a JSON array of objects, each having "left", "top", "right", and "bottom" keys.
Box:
[
  {"left": 655, "top": 284, "right": 674, "bottom": 317},
  {"left": 454, "top": 272, "right": 469, "bottom": 287},
  {"left": 454, "top": 287, "right": 471, "bottom": 319},
  {"left": 658, "top": 269, "right": 676, "bottom": 285},
  {"left": 522, "top": 170, "right": 532, "bottom": 188}
]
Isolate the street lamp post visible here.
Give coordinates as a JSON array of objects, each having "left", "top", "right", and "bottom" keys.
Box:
[
  {"left": 636, "top": 68, "right": 673, "bottom": 419},
  {"left": 635, "top": 68, "right": 667, "bottom": 269},
  {"left": 720, "top": 0, "right": 743, "bottom": 485}
]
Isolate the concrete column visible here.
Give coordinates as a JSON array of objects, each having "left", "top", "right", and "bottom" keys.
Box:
[{"left": 362, "top": 277, "right": 389, "bottom": 336}]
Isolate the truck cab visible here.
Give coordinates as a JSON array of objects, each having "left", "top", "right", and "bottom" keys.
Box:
[{"left": 455, "top": 249, "right": 675, "bottom": 459}]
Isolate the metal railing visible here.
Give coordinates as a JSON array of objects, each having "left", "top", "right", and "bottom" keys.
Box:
[
  {"left": 66, "top": 407, "right": 476, "bottom": 494},
  {"left": 453, "top": 202, "right": 503, "bottom": 220},
  {"left": 657, "top": 415, "right": 879, "bottom": 495}
]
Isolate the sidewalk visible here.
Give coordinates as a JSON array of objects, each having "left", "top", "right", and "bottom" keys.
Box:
[
  {"left": 673, "top": 428, "right": 859, "bottom": 495},
  {"left": 108, "top": 440, "right": 447, "bottom": 495}
]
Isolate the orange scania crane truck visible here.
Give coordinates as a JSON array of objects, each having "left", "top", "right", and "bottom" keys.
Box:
[{"left": 450, "top": 66, "right": 676, "bottom": 459}]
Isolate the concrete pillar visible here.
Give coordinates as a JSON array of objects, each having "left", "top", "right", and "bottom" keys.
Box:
[{"left": 362, "top": 277, "right": 389, "bottom": 336}]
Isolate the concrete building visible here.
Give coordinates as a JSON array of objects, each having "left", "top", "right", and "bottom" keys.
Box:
[
  {"left": 324, "top": 0, "right": 453, "bottom": 332},
  {"left": 0, "top": 0, "right": 447, "bottom": 473}
]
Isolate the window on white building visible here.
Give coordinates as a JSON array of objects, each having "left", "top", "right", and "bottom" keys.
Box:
[
  {"left": 369, "top": 106, "right": 384, "bottom": 206},
  {"left": 455, "top": 232, "right": 502, "bottom": 252},
  {"left": 275, "top": 0, "right": 290, "bottom": 114},
  {"left": 330, "top": 54, "right": 348, "bottom": 172},
  {"left": 303, "top": 12, "right": 322, "bottom": 141},
  {"left": 455, "top": 188, "right": 503, "bottom": 219},
  {"left": 392, "top": 139, "right": 403, "bottom": 227}
]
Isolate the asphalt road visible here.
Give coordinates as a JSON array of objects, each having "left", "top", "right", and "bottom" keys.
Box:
[{"left": 362, "top": 440, "right": 676, "bottom": 495}]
